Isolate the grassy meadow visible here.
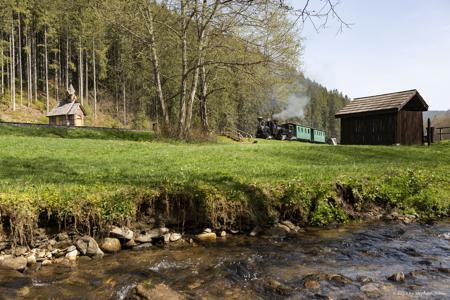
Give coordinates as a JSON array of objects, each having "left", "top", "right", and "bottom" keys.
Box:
[{"left": 0, "top": 125, "right": 449, "bottom": 242}]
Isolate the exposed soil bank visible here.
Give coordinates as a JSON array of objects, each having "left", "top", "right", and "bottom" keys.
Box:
[{"left": 1, "top": 173, "right": 449, "bottom": 253}]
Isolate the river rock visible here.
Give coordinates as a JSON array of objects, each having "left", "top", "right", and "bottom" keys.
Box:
[
  {"left": 0, "top": 255, "right": 27, "bottom": 272},
  {"left": 75, "top": 236, "right": 103, "bottom": 258},
  {"left": 280, "top": 220, "right": 298, "bottom": 231},
  {"left": 265, "top": 224, "right": 290, "bottom": 238},
  {"left": 132, "top": 242, "right": 153, "bottom": 251},
  {"left": 360, "top": 283, "right": 382, "bottom": 297},
  {"left": 135, "top": 228, "right": 169, "bottom": 243},
  {"left": 0, "top": 241, "right": 9, "bottom": 251},
  {"left": 26, "top": 254, "right": 37, "bottom": 265},
  {"left": 132, "top": 281, "right": 184, "bottom": 300},
  {"left": 249, "top": 226, "right": 261, "bottom": 237},
  {"left": 42, "top": 259, "right": 52, "bottom": 266},
  {"left": 203, "top": 228, "right": 212, "bottom": 233},
  {"left": 304, "top": 280, "right": 320, "bottom": 289},
  {"left": 356, "top": 275, "right": 372, "bottom": 284},
  {"left": 438, "top": 232, "right": 450, "bottom": 240},
  {"left": 387, "top": 272, "right": 405, "bottom": 282},
  {"left": 169, "top": 233, "right": 182, "bottom": 242},
  {"left": 123, "top": 239, "right": 137, "bottom": 248},
  {"left": 220, "top": 231, "right": 227, "bottom": 237},
  {"left": 56, "top": 232, "right": 69, "bottom": 241},
  {"left": 196, "top": 232, "right": 216, "bottom": 241},
  {"left": 328, "top": 274, "right": 353, "bottom": 286},
  {"left": 101, "top": 238, "right": 121, "bottom": 253},
  {"left": 65, "top": 249, "right": 79, "bottom": 261},
  {"left": 110, "top": 226, "right": 134, "bottom": 241},
  {"left": 14, "top": 246, "right": 28, "bottom": 256},
  {"left": 163, "top": 233, "right": 171, "bottom": 243},
  {"left": 55, "top": 240, "right": 73, "bottom": 249}
]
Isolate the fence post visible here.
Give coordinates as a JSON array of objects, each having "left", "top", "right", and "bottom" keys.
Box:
[{"left": 426, "top": 118, "right": 431, "bottom": 146}]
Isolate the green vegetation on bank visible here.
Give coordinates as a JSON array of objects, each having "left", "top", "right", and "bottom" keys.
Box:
[{"left": 0, "top": 126, "right": 449, "bottom": 244}]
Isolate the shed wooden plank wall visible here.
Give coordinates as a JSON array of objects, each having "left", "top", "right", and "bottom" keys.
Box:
[
  {"left": 396, "top": 110, "right": 423, "bottom": 145},
  {"left": 340, "top": 113, "right": 396, "bottom": 145}
]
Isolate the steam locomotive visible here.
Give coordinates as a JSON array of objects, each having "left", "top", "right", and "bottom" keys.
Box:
[{"left": 256, "top": 117, "right": 326, "bottom": 143}]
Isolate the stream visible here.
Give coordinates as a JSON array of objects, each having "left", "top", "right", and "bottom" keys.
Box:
[{"left": 1, "top": 220, "right": 449, "bottom": 299}]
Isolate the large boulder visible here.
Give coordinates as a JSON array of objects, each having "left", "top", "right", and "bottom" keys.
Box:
[
  {"left": 101, "top": 238, "right": 122, "bottom": 253},
  {"left": 0, "top": 255, "right": 28, "bottom": 272},
  {"left": 110, "top": 226, "right": 134, "bottom": 241},
  {"left": 75, "top": 236, "right": 104, "bottom": 258}
]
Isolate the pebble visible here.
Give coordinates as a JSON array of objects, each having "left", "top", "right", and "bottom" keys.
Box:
[
  {"left": 203, "top": 228, "right": 212, "bottom": 233},
  {"left": 220, "top": 231, "right": 227, "bottom": 237}
]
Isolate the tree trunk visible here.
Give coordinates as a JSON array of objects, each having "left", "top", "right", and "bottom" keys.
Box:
[
  {"left": 123, "top": 82, "right": 126, "bottom": 125},
  {"left": 25, "top": 29, "right": 32, "bottom": 106},
  {"left": 1, "top": 40, "right": 4, "bottom": 96},
  {"left": 44, "top": 27, "right": 49, "bottom": 113},
  {"left": 199, "top": 64, "right": 209, "bottom": 131},
  {"left": 55, "top": 51, "right": 59, "bottom": 103},
  {"left": 65, "top": 34, "right": 69, "bottom": 90},
  {"left": 185, "top": 64, "right": 200, "bottom": 135},
  {"left": 85, "top": 49, "right": 88, "bottom": 105},
  {"left": 18, "top": 15, "right": 23, "bottom": 106},
  {"left": 58, "top": 38, "right": 62, "bottom": 94},
  {"left": 92, "top": 39, "right": 97, "bottom": 125},
  {"left": 79, "top": 38, "right": 83, "bottom": 104},
  {"left": 11, "top": 20, "right": 16, "bottom": 111},
  {"left": 145, "top": 2, "right": 169, "bottom": 130},
  {"left": 33, "top": 33, "right": 37, "bottom": 103},
  {"left": 178, "top": 0, "right": 188, "bottom": 137}
]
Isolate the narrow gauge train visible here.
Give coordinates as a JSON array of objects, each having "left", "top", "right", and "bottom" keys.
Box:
[{"left": 256, "top": 117, "right": 326, "bottom": 143}]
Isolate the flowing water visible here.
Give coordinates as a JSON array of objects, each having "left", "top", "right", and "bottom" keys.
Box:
[{"left": 1, "top": 220, "right": 449, "bottom": 299}]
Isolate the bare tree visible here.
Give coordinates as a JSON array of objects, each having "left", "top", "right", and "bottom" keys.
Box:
[
  {"left": 44, "top": 27, "right": 49, "bottom": 113},
  {"left": 92, "top": 38, "right": 97, "bottom": 125},
  {"left": 10, "top": 18, "right": 16, "bottom": 111}
]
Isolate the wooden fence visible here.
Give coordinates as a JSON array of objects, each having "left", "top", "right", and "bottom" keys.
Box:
[{"left": 436, "top": 127, "right": 450, "bottom": 141}]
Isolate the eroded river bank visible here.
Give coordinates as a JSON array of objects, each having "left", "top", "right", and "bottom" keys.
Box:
[{"left": 1, "top": 220, "right": 449, "bottom": 299}]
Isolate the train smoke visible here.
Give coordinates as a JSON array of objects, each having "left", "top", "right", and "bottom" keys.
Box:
[{"left": 272, "top": 93, "right": 310, "bottom": 120}]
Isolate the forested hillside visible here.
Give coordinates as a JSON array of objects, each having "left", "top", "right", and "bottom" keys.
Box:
[{"left": 0, "top": 0, "right": 348, "bottom": 138}]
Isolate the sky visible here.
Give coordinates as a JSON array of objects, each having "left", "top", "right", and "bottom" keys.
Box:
[{"left": 296, "top": 0, "right": 450, "bottom": 110}]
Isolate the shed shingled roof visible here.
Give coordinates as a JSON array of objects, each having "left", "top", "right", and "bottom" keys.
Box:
[
  {"left": 47, "top": 102, "right": 86, "bottom": 117},
  {"left": 335, "top": 89, "right": 428, "bottom": 118}
]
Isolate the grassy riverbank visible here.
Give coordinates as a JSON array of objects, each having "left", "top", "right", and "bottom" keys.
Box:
[{"left": 0, "top": 125, "right": 449, "bottom": 243}]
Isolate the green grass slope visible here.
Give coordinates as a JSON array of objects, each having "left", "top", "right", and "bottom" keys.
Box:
[{"left": 0, "top": 126, "right": 449, "bottom": 243}]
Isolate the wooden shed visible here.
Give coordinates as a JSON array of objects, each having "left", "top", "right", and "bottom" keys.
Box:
[
  {"left": 47, "top": 101, "right": 87, "bottom": 126},
  {"left": 335, "top": 89, "right": 428, "bottom": 145}
]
